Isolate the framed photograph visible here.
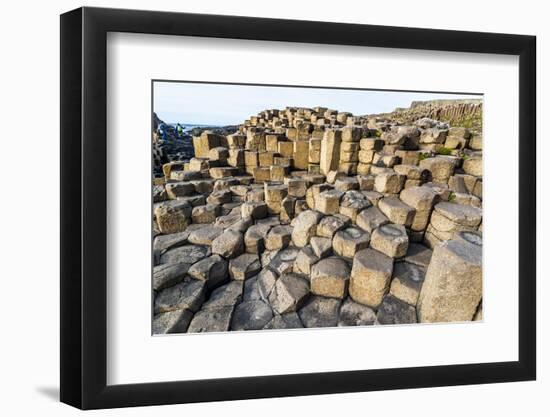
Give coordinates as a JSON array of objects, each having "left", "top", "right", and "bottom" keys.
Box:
[{"left": 60, "top": 6, "right": 536, "bottom": 409}]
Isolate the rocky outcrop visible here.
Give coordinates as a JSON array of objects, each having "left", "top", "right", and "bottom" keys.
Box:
[{"left": 152, "top": 103, "right": 483, "bottom": 334}]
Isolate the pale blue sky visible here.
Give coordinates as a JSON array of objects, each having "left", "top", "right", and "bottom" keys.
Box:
[{"left": 153, "top": 81, "right": 482, "bottom": 126}]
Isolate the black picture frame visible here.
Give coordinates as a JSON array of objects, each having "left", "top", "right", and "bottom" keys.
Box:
[{"left": 60, "top": 6, "right": 536, "bottom": 410}]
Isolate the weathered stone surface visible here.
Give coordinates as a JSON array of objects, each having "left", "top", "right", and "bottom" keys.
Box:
[
  {"left": 231, "top": 300, "right": 274, "bottom": 330},
  {"left": 154, "top": 278, "right": 206, "bottom": 314},
  {"left": 153, "top": 309, "right": 194, "bottom": 334},
  {"left": 341, "top": 126, "right": 361, "bottom": 142},
  {"left": 291, "top": 210, "right": 324, "bottom": 247},
  {"left": 370, "top": 224, "right": 409, "bottom": 258},
  {"left": 227, "top": 149, "right": 245, "bottom": 167},
  {"left": 320, "top": 129, "right": 342, "bottom": 174},
  {"left": 191, "top": 179, "right": 215, "bottom": 195},
  {"left": 193, "top": 131, "right": 223, "bottom": 158},
  {"left": 263, "top": 312, "right": 304, "bottom": 329},
  {"left": 333, "top": 226, "right": 370, "bottom": 258},
  {"left": 209, "top": 167, "right": 238, "bottom": 179},
  {"left": 280, "top": 196, "right": 296, "bottom": 223},
  {"left": 268, "top": 247, "right": 300, "bottom": 275},
  {"left": 214, "top": 179, "right": 241, "bottom": 194},
  {"left": 350, "top": 248, "right": 393, "bottom": 308},
  {"left": 315, "top": 190, "right": 343, "bottom": 215},
  {"left": 227, "top": 133, "right": 246, "bottom": 149},
  {"left": 211, "top": 230, "right": 244, "bottom": 259},
  {"left": 206, "top": 189, "right": 232, "bottom": 205},
  {"left": 316, "top": 215, "right": 347, "bottom": 238},
  {"left": 310, "top": 236, "right": 333, "bottom": 259},
  {"left": 376, "top": 294, "right": 417, "bottom": 325},
  {"left": 285, "top": 178, "right": 307, "bottom": 198},
  {"left": 208, "top": 146, "right": 229, "bottom": 165},
  {"left": 403, "top": 243, "right": 433, "bottom": 268},
  {"left": 244, "top": 224, "right": 271, "bottom": 254},
  {"left": 373, "top": 152, "right": 399, "bottom": 168},
  {"left": 400, "top": 186, "right": 437, "bottom": 211},
  {"left": 419, "top": 157, "right": 456, "bottom": 182},
  {"left": 378, "top": 197, "right": 415, "bottom": 226},
  {"left": 326, "top": 170, "right": 343, "bottom": 184},
  {"left": 153, "top": 231, "right": 189, "bottom": 256},
  {"left": 423, "top": 182, "right": 452, "bottom": 201},
  {"left": 293, "top": 246, "right": 319, "bottom": 276},
  {"left": 383, "top": 125, "right": 420, "bottom": 146},
  {"left": 339, "top": 190, "right": 371, "bottom": 221},
  {"left": 187, "top": 255, "right": 229, "bottom": 289},
  {"left": 243, "top": 274, "right": 262, "bottom": 301},
  {"left": 188, "top": 158, "right": 209, "bottom": 172},
  {"left": 463, "top": 156, "right": 482, "bottom": 176},
  {"left": 374, "top": 172, "right": 402, "bottom": 194},
  {"left": 160, "top": 244, "right": 210, "bottom": 265},
  {"left": 293, "top": 141, "right": 310, "bottom": 170},
  {"left": 357, "top": 175, "right": 375, "bottom": 191},
  {"left": 338, "top": 298, "right": 376, "bottom": 326},
  {"left": 360, "top": 138, "right": 384, "bottom": 151},
  {"left": 338, "top": 161, "right": 358, "bottom": 175},
  {"left": 400, "top": 186, "right": 436, "bottom": 231},
  {"left": 278, "top": 141, "right": 294, "bottom": 158},
  {"left": 308, "top": 138, "right": 322, "bottom": 164},
  {"left": 306, "top": 183, "right": 332, "bottom": 209},
  {"left": 264, "top": 183, "right": 288, "bottom": 214},
  {"left": 213, "top": 213, "right": 242, "bottom": 230},
  {"left": 170, "top": 170, "right": 203, "bottom": 182},
  {"left": 240, "top": 201, "right": 267, "bottom": 219},
  {"left": 362, "top": 190, "right": 384, "bottom": 206},
  {"left": 187, "top": 305, "right": 234, "bottom": 333},
  {"left": 203, "top": 280, "right": 243, "bottom": 310},
  {"left": 269, "top": 273, "right": 310, "bottom": 314},
  {"left": 419, "top": 127, "right": 448, "bottom": 144},
  {"left": 389, "top": 261, "right": 426, "bottom": 305},
  {"left": 428, "top": 202, "right": 483, "bottom": 243},
  {"left": 359, "top": 149, "right": 375, "bottom": 164},
  {"left": 418, "top": 237, "right": 482, "bottom": 323},
  {"left": 153, "top": 262, "right": 190, "bottom": 291},
  {"left": 155, "top": 200, "right": 192, "bottom": 234},
  {"left": 165, "top": 181, "right": 195, "bottom": 199},
  {"left": 191, "top": 204, "right": 219, "bottom": 224},
  {"left": 334, "top": 177, "right": 359, "bottom": 192},
  {"left": 229, "top": 253, "right": 261, "bottom": 280},
  {"left": 265, "top": 225, "right": 293, "bottom": 250},
  {"left": 257, "top": 268, "right": 278, "bottom": 302},
  {"left": 259, "top": 151, "right": 275, "bottom": 167},
  {"left": 187, "top": 225, "right": 224, "bottom": 246},
  {"left": 455, "top": 230, "right": 482, "bottom": 246},
  {"left": 356, "top": 206, "right": 389, "bottom": 233},
  {"left": 310, "top": 257, "right": 350, "bottom": 299},
  {"left": 469, "top": 134, "right": 482, "bottom": 151},
  {"left": 226, "top": 216, "right": 252, "bottom": 234},
  {"left": 298, "top": 296, "right": 341, "bottom": 328}
]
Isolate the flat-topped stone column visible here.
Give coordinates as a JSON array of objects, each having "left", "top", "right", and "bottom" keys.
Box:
[{"left": 417, "top": 236, "right": 482, "bottom": 323}]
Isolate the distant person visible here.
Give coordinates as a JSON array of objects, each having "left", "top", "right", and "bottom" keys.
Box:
[
  {"left": 176, "top": 123, "right": 184, "bottom": 139},
  {"left": 158, "top": 122, "right": 167, "bottom": 140}
]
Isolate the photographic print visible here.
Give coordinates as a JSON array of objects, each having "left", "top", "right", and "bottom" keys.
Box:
[{"left": 151, "top": 81, "right": 483, "bottom": 334}]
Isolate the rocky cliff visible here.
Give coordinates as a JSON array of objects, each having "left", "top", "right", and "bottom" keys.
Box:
[{"left": 375, "top": 99, "right": 483, "bottom": 131}]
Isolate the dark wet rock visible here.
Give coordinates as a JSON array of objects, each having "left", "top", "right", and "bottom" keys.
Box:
[
  {"left": 231, "top": 300, "right": 274, "bottom": 330},
  {"left": 298, "top": 296, "right": 341, "bottom": 328},
  {"left": 154, "top": 278, "right": 206, "bottom": 314}
]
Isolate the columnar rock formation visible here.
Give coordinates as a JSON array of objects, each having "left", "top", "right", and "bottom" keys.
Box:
[{"left": 152, "top": 104, "right": 483, "bottom": 333}]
